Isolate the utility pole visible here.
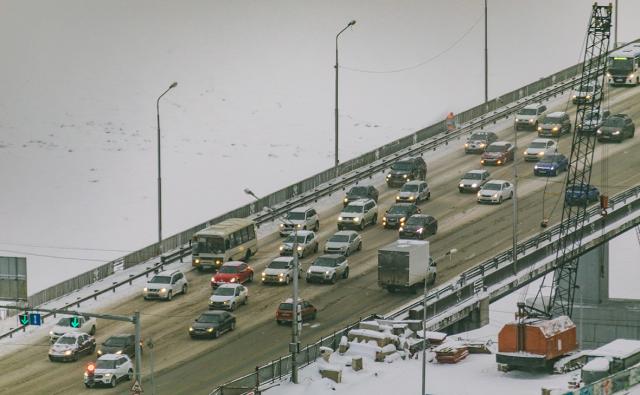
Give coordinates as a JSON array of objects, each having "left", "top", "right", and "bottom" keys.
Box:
[
  {"left": 148, "top": 338, "right": 156, "bottom": 394},
  {"left": 484, "top": 0, "right": 488, "bottom": 104},
  {"left": 421, "top": 266, "right": 430, "bottom": 395},
  {"left": 334, "top": 20, "right": 356, "bottom": 179},
  {"left": 512, "top": 122, "right": 518, "bottom": 274},
  {"left": 614, "top": 0, "right": 618, "bottom": 48}
]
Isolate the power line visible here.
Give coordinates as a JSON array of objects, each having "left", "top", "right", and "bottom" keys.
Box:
[
  {"left": 0, "top": 249, "right": 108, "bottom": 263},
  {"left": 340, "top": 13, "right": 483, "bottom": 74},
  {"left": 0, "top": 241, "right": 130, "bottom": 253}
]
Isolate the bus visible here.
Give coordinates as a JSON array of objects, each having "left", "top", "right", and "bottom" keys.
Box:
[
  {"left": 191, "top": 218, "right": 258, "bottom": 271},
  {"left": 607, "top": 44, "right": 640, "bottom": 86}
]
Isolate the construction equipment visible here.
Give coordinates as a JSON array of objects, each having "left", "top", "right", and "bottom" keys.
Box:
[{"left": 497, "top": 3, "right": 612, "bottom": 370}]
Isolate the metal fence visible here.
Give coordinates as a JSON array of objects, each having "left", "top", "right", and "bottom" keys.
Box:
[
  {"left": 19, "top": 53, "right": 588, "bottom": 312},
  {"left": 209, "top": 316, "right": 372, "bottom": 395}
]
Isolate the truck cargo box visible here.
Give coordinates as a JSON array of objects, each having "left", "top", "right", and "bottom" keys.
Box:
[{"left": 378, "top": 240, "right": 430, "bottom": 290}]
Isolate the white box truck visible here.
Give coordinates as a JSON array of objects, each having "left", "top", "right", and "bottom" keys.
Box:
[{"left": 378, "top": 240, "right": 436, "bottom": 293}]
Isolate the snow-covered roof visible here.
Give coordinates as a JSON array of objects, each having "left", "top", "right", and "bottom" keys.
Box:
[
  {"left": 585, "top": 339, "right": 640, "bottom": 360},
  {"left": 582, "top": 357, "right": 611, "bottom": 372},
  {"left": 511, "top": 316, "right": 575, "bottom": 338}
]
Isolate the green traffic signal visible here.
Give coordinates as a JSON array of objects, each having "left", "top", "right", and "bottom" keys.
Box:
[
  {"left": 19, "top": 313, "right": 29, "bottom": 326},
  {"left": 70, "top": 316, "right": 81, "bottom": 328}
]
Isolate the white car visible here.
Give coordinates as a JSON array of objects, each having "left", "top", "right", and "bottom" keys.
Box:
[
  {"left": 49, "top": 316, "right": 97, "bottom": 343},
  {"left": 477, "top": 180, "right": 514, "bottom": 204},
  {"left": 524, "top": 138, "right": 556, "bottom": 162},
  {"left": 143, "top": 269, "right": 188, "bottom": 301},
  {"left": 84, "top": 354, "right": 133, "bottom": 388},
  {"left": 395, "top": 180, "right": 431, "bottom": 203},
  {"left": 208, "top": 283, "right": 248, "bottom": 311},
  {"left": 324, "top": 230, "right": 362, "bottom": 256},
  {"left": 514, "top": 103, "right": 547, "bottom": 130},
  {"left": 279, "top": 230, "right": 318, "bottom": 258},
  {"left": 337, "top": 199, "right": 378, "bottom": 231},
  {"left": 48, "top": 332, "right": 96, "bottom": 362},
  {"left": 279, "top": 206, "right": 319, "bottom": 236},
  {"left": 261, "top": 256, "right": 297, "bottom": 285},
  {"left": 306, "top": 254, "right": 349, "bottom": 284}
]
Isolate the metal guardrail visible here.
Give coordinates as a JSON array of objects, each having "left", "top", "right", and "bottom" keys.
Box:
[
  {"left": 0, "top": 246, "right": 191, "bottom": 340},
  {"left": 20, "top": 56, "right": 591, "bottom": 312}
]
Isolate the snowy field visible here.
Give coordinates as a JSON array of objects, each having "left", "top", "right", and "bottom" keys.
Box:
[{"left": 2, "top": 0, "right": 640, "bottom": 295}]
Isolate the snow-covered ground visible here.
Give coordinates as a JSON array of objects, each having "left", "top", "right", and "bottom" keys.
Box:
[{"left": 3, "top": 1, "right": 640, "bottom": 293}]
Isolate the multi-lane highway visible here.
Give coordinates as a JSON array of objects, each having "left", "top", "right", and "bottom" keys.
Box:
[{"left": 1, "top": 86, "right": 639, "bottom": 395}]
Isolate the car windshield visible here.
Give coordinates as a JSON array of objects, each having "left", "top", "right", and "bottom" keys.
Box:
[
  {"left": 391, "top": 161, "right": 412, "bottom": 171},
  {"left": 540, "top": 155, "right": 562, "bottom": 163},
  {"left": 278, "top": 303, "right": 293, "bottom": 311},
  {"left": 483, "top": 183, "right": 501, "bottom": 191},
  {"left": 104, "top": 337, "right": 128, "bottom": 347},
  {"left": 485, "top": 145, "right": 505, "bottom": 153},
  {"left": 342, "top": 205, "right": 364, "bottom": 213},
  {"left": 56, "top": 318, "right": 74, "bottom": 326},
  {"left": 149, "top": 275, "right": 171, "bottom": 284},
  {"left": 328, "top": 234, "right": 349, "bottom": 243},
  {"left": 610, "top": 58, "right": 634, "bottom": 71},
  {"left": 400, "top": 184, "right": 419, "bottom": 192},
  {"left": 284, "top": 235, "right": 307, "bottom": 244},
  {"left": 567, "top": 184, "right": 589, "bottom": 193},
  {"left": 313, "top": 257, "right": 338, "bottom": 267},
  {"left": 602, "top": 117, "right": 625, "bottom": 127},
  {"left": 197, "top": 314, "right": 223, "bottom": 323},
  {"left": 517, "top": 108, "right": 537, "bottom": 115},
  {"left": 56, "top": 336, "right": 76, "bottom": 345},
  {"left": 219, "top": 265, "right": 240, "bottom": 274},
  {"left": 543, "top": 116, "right": 562, "bottom": 124},
  {"left": 406, "top": 216, "right": 425, "bottom": 226},
  {"left": 584, "top": 112, "right": 600, "bottom": 121},
  {"left": 579, "top": 84, "right": 595, "bottom": 92},
  {"left": 463, "top": 172, "right": 482, "bottom": 180},
  {"left": 529, "top": 142, "right": 548, "bottom": 149},
  {"left": 96, "top": 360, "right": 117, "bottom": 369},
  {"left": 348, "top": 186, "right": 368, "bottom": 195},
  {"left": 214, "top": 287, "right": 235, "bottom": 296},
  {"left": 285, "top": 211, "right": 306, "bottom": 221},
  {"left": 469, "top": 132, "right": 488, "bottom": 140},
  {"left": 388, "top": 205, "right": 410, "bottom": 214},
  {"left": 192, "top": 236, "right": 225, "bottom": 254},
  {"left": 268, "top": 260, "right": 290, "bottom": 269}
]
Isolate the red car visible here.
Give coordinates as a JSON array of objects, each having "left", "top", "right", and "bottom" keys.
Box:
[
  {"left": 276, "top": 298, "right": 317, "bottom": 325},
  {"left": 211, "top": 261, "right": 254, "bottom": 288}
]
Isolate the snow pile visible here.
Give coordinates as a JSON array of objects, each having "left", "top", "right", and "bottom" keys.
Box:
[
  {"left": 532, "top": 316, "right": 576, "bottom": 337},
  {"left": 584, "top": 339, "right": 640, "bottom": 360},
  {"left": 582, "top": 357, "right": 610, "bottom": 373}
]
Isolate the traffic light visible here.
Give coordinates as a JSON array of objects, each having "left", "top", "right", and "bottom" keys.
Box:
[
  {"left": 70, "top": 316, "right": 82, "bottom": 328},
  {"left": 18, "top": 313, "right": 29, "bottom": 326}
]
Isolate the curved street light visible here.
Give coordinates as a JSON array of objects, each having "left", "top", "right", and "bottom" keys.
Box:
[{"left": 334, "top": 20, "right": 356, "bottom": 178}]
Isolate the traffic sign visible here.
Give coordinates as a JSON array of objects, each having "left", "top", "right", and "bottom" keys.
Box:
[
  {"left": 70, "top": 316, "right": 81, "bottom": 328},
  {"left": 29, "top": 313, "right": 42, "bottom": 326},
  {"left": 130, "top": 380, "right": 143, "bottom": 394},
  {"left": 18, "top": 313, "right": 29, "bottom": 326}
]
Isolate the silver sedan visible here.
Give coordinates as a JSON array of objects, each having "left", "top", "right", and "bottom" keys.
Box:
[{"left": 323, "top": 230, "right": 362, "bottom": 256}]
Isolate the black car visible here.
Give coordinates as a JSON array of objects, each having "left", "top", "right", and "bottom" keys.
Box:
[
  {"left": 597, "top": 114, "right": 635, "bottom": 142},
  {"left": 385, "top": 157, "right": 427, "bottom": 188},
  {"left": 343, "top": 185, "right": 379, "bottom": 206},
  {"left": 382, "top": 203, "right": 420, "bottom": 229},
  {"left": 399, "top": 214, "right": 438, "bottom": 240},
  {"left": 189, "top": 311, "right": 236, "bottom": 339},
  {"left": 97, "top": 334, "right": 139, "bottom": 358},
  {"left": 464, "top": 131, "right": 498, "bottom": 153}
]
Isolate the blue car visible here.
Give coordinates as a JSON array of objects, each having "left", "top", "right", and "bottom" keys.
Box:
[
  {"left": 565, "top": 184, "right": 600, "bottom": 206},
  {"left": 533, "top": 153, "right": 569, "bottom": 177}
]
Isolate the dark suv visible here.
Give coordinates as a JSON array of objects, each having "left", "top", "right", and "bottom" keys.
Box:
[
  {"left": 385, "top": 157, "right": 427, "bottom": 188},
  {"left": 97, "top": 334, "right": 139, "bottom": 358},
  {"left": 343, "top": 185, "right": 379, "bottom": 206},
  {"left": 597, "top": 114, "right": 635, "bottom": 142}
]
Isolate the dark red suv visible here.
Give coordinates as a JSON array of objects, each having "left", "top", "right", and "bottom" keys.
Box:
[{"left": 276, "top": 299, "right": 317, "bottom": 325}]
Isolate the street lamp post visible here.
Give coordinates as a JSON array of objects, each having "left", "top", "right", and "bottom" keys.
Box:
[
  {"left": 156, "top": 82, "right": 178, "bottom": 258},
  {"left": 334, "top": 20, "right": 356, "bottom": 178},
  {"left": 421, "top": 260, "right": 431, "bottom": 395},
  {"left": 244, "top": 188, "right": 301, "bottom": 383}
]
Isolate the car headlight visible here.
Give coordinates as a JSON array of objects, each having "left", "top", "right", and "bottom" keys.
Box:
[
  {"left": 353, "top": 217, "right": 360, "bottom": 222},
  {"left": 515, "top": 118, "right": 520, "bottom": 122},
  {"left": 143, "top": 287, "right": 148, "bottom": 292},
  {"left": 550, "top": 166, "right": 556, "bottom": 170},
  {"left": 297, "top": 224, "right": 302, "bottom": 228},
  {"left": 552, "top": 126, "right": 559, "bottom": 131},
  {"left": 597, "top": 129, "right": 602, "bottom": 135},
  {"left": 572, "top": 95, "right": 577, "bottom": 99},
  {"left": 343, "top": 198, "right": 348, "bottom": 203},
  {"left": 606, "top": 72, "right": 611, "bottom": 77},
  {"left": 97, "top": 350, "right": 103, "bottom": 355},
  {"left": 386, "top": 174, "right": 390, "bottom": 179},
  {"left": 464, "top": 143, "right": 469, "bottom": 148},
  {"left": 307, "top": 269, "right": 312, "bottom": 274},
  {"left": 115, "top": 350, "right": 123, "bottom": 355},
  {"left": 262, "top": 272, "right": 266, "bottom": 277},
  {"left": 224, "top": 300, "right": 230, "bottom": 304},
  {"left": 64, "top": 350, "right": 72, "bottom": 356},
  {"left": 612, "top": 130, "right": 620, "bottom": 135},
  {"left": 630, "top": 74, "right": 635, "bottom": 79},
  {"left": 395, "top": 195, "right": 400, "bottom": 200},
  {"left": 480, "top": 159, "right": 485, "bottom": 164},
  {"left": 160, "top": 288, "right": 167, "bottom": 293},
  {"left": 403, "top": 174, "right": 408, "bottom": 179},
  {"left": 586, "top": 95, "right": 591, "bottom": 99},
  {"left": 408, "top": 196, "right": 414, "bottom": 201},
  {"left": 399, "top": 226, "right": 404, "bottom": 231},
  {"left": 382, "top": 216, "right": 387, "bottom": 222},
  {"left": 280, "top": 224, "right": 284, "bottom": 228},
  {"left": 189, "top": 327, "right": 194, "bottom": 332},
  {"left": 479, "top": 143, "right": 486, "bottom": 148},
  {"left": 471, "top": 183, "right": 478, "bottom": 188},
  {"left": 459, "top": 183, "right": 464, "bottom": 188},
  {"left": 325, "top": 271, "right": 330, "bottom": 275},
  {"left": 297, "top": 246, "right": 303, "bottom": 251},
  {"left": 534, "top": 165, "right": 539, "bottom": 170},
  {"left": 49, "top": 331, "right": 53, "bottom": 336},
  {"left": 230, "top": 277, "right": 237, "bottom": 282},
  {"left": 279, "top": 246, "right": 284, "bottom": 251},
  {"left": 493, "top": 194, "right": 498, "bottom": 198},
  {"left": 537, "top": 126, "right": 542, "bottom": 131},
  {"left": 207, "top": 328, "right": 214, "bottom": 333},
  {"left": 278, "top": 273, "right": 284, "bottom": 277},
  {"left": 338, "top": 216, "right": 343, "bottom": 221},
  {"left": 400, "top": 217, "right": 406, "bottom": 223},
  {"left": 497, "top": 160, "right": 502, "bottom": 164},
  {"left": 104, "top": 373, "right": 112, "bottom": 378},
  {"left": 194, "top": 258, "right": 200, "bottom": 263},
  {"left": 416, "top": 228, "right": 424, "bottom": 233},
  {"left": 538, "top": 152, "right": 544, "bottom": 156},
  {"left": 528, "top": 119, "right": 534, "bottom": 123},
  {"left": 477, "top": 192, "right": 481, "bottom": 197},
  {"left": 524, "top": 150, "right": 528, "bottom": 155}
]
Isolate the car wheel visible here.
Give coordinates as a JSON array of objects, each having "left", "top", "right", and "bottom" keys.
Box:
[
  {"left": 372, "top": 214, "right": 378, "bottom": 224},
  {"left": 337, "top": 224, "right": 342, "bottom": 231},
  {"left": 110, "top": 376, "right": 117, "bottom": 388},
  {"left": 182, "top": 284, "right": 188, "bottom": 295},
  {"left": 498, "top": 196, "right": 503, "bottom": 204},
  {"left": 331, "top": 274, "right": 337, "bottom": 284},
  {"left": 89, "top": 326, "right": 96, "bottom": 335},
  {"left": 167, "top": 291, "right": 173, "bottom": 301},
  {"left": 433, "top": 225, "right": 438, "bottom": 235},
  {"left": 244, "top": 296, "right": 248, "bottom": 305},
  {"left": 314, "top": 221, "right": 319, "bottom": 231},
  {"left": 244, "top": 249, "right": 252, "bottom": 262},
  {"left": 343, "top": 267, "right": 349, "bottom": 279},
  {"left": 230, "top": 321, "right": 236, "bottom": 331},
  {"left": 127, "top": 369, "right": 133, "bottom": 381},
  {"left": 553, "top": 169, "right": 558, "bottom": 177},
  {"left": 306, "top": 278, "right": 311, "bottom": 284},
  {"left": 344, "top": 248, "right": 350, "bottom": 257},
  {"left": 285, "top": 276, "right": 290, "bottom": 285},
  {"left": 359, "top": 221, "right": 365, "bottom": 231},
  {"left": 509, "top": 191, "right": 513, "bottom": 199},
  {"left": 427, "top": 192, "right": 431, "bottom": 200},
  {"left": 73, "top": 351, "right": 79, "bottom": 361},
  {"left": 248, "top": 273, "right": 254, "bottom": 283},
  {"left": 90, "top": 344, "right": 96, "bottom": 353},
  {"left": 213, "top": 330, "right": 220, "bottom": 339},
  {"left": 357, "top": 241, "right": 362, "bottom": 251},
  {"left": 311, "top": 312, "right": 317, "bottom": 321},
  {"left": 313, "top": 244, "right": 318, "bottom": 253},
  {"left": 230, "top": 302, "right": 236, "bottom": 311},
  {"left": 84, "top": 383, "right": 92, "bottom": 388}
]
